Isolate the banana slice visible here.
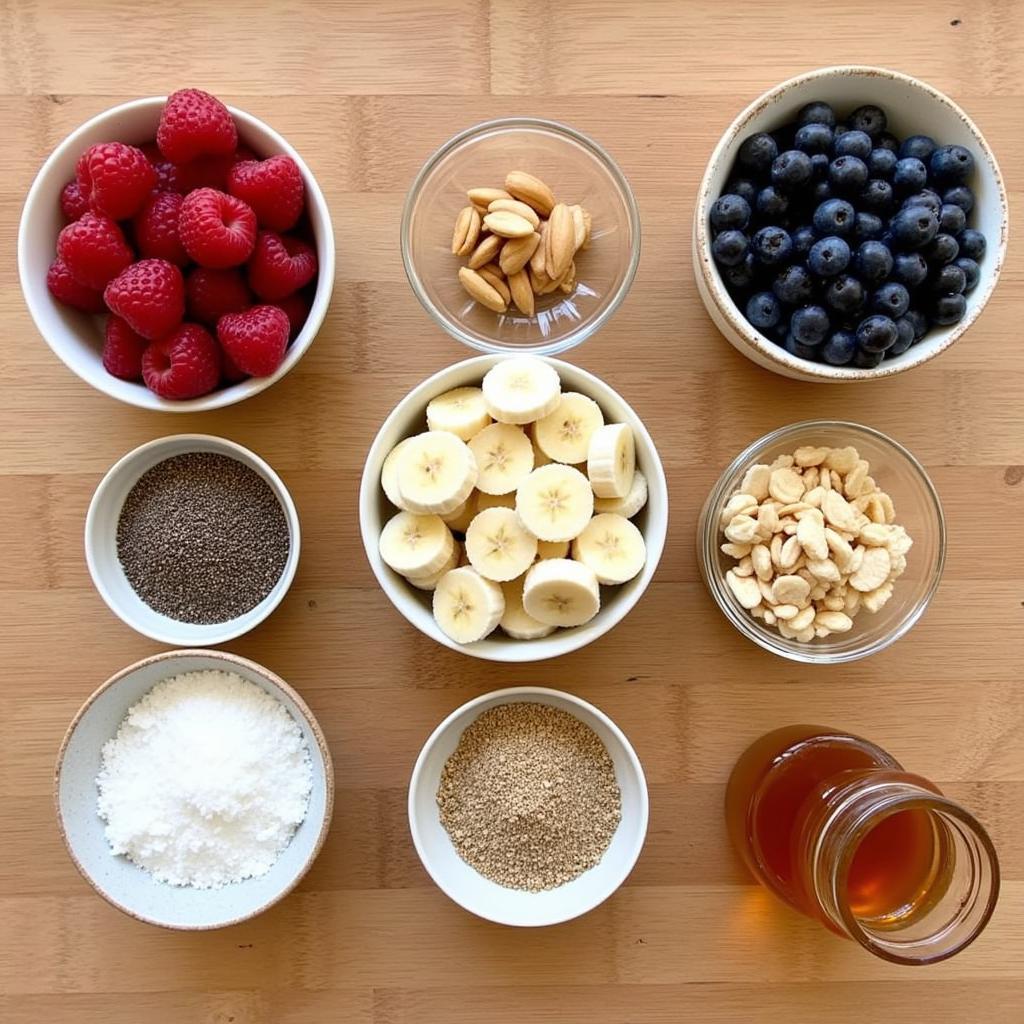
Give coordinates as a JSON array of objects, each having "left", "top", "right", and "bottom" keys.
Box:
[
  {"left": 381, "top": 436, "right": 415, "bottom": 510},
  {"left": 531, "top": 434, "right": 552, "bottom": 468},
  {"left": 396, "top": 431, "right": 478, "bottom": 515},
  {"left": 379, "top": 512, "right": 455, "bottom": 577},
  {"left": 468, "top": 422, "right": 534, "bottom": 495},
  {"left": 572, "top": 513, "right": 647, "bottom": 585},
  {"left": 440, "top": 493, "right": 477, "bottom": 533},
  {"left": 432, "top": 566, "right": 505, "bottom": 644},
  {"left": 482, "top": 356, "right": 561, "bottom": 425},
  {"left": 533, "top": 392, "right": 605, "bottom": 464},
  {"left": 476, "top": 490, "right": 516, "bottom": 512},
  {"left": 522, "top": 558, "right": 600, "bottom": 627},
  {"left": 405, "top": 543, "right": 461, "bottom": 591},
  {"left": 465, "top": 507, "right": 538, "bottom": 581},
  {"left": 587, "top": 423, "right": 636, "bottom": 499},
  {"left": 536, "top": 538, "right": 570, "bottom": 560},
  {"left": 594, "top": 469, "right": 648, "bottom": 519},
  {"left": 500, "top": 576, "right": 556, "bottom": 640},
  {"left": 426, "top": 387, "right": 492, "bottom": 441},
  {"left": 516, "top": 464, "right": 593, "bottom": 542}
]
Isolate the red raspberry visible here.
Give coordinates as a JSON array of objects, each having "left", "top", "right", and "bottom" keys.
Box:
[
  {"left": 185, "top": 267, "right": 252, "bottom": 325},
  {"left": 157, "top": 88, "right": 237, "bottom": 165},
  {"left": 220, "top": 346, "right": 250, "bottom": 384},
  {"left": 56, "top": 212, "right": 133, "bottom": 290},
  {"left": 247, "top": 231, "right": 317, "bottom": 300},
  {"left": 141, "top": 143, "right": 184, "bottom": 193},
  {"left": 142, "top": 323, "right": 222, "bottom": 399},
  {"left": 217, "top": 304, "right": 289, "bottom": 376},
  {"left": 60, "top": 180, "right": 90, "bottom": 221},
  {"left": 102, "top": 315, "right": 148, "bottom": 381},
  {"left": 46, "top": 258, "right": 106, "bottom": 313},
  {"left": 178, "top": 188, "right": 257, "bottom": 268},
  {"left": 104, "top": 259, "right": 185, "bottom": 340},
  {"left": 275, "top": 291, "right": 311, "bottom": 339},
  {"left": 76, "top": 142, "right": 157, "bottom": 220},
  {"left": 227, "top": 155, "right": 305, "bottom": 232},
  {"left": 134, "top": 191, "right": 188, "bottom": 265},
  {"left": 176, "top": 153, "right": 235, "bottom": 193}
]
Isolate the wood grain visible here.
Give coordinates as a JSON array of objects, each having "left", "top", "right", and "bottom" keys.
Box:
[{"left": 1, "top": 1, "right": 1022, "bottom": 1020}]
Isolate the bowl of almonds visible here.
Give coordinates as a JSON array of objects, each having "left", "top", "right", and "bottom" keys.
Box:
[
  {"left": 698, "top": 421, "right": 945, "bottom": 662},
  {"left": 401, "top": 118, "right": 640, "bottom": 355}
]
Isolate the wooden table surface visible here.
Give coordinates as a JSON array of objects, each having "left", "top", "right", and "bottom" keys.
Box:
[{"left": 2, "top": 1, "right": 1022, "bottom": 1020}]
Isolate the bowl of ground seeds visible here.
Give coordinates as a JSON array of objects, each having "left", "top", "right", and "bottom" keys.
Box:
[
  {"left": 85, "top": 434, "right": 300, "bottom": 645},
  {"left": 408, "top": 686, "right": 648, "bottom": 926}
]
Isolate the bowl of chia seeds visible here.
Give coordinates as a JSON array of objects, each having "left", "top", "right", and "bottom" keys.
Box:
[{"left": 85, "top": 434, "right": 300, "bottom": 645}]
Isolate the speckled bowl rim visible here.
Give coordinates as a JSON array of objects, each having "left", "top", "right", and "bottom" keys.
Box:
[
  {"left": 54, "top": 648, "right": 335, "bottom": 930},
  {"left": 693, "top": 64, "right": 1009, "bottom": 381}
]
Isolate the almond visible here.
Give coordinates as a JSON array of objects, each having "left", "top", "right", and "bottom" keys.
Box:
[
  {"left": 499, "top": 231, "right": 541, "bottom": 275},
  {"left": 451, "top": 206, "right": 481, "bottom": 257},
  {"left": 467, "top": 233, "right": 504, "bottom": 270},
  {"left": 530, "top": 222, "right": 548, "bottom": 275},
  {"left": 477, "top": 263, "right": 511, "bottom": 305},
  {"left": 467, "top": 187, "right": 511, "bottom": 208},
  {"left": 581, "top": 208, "right": 592, "bottom": 250},
  {"left": 458, "top": 266, "right": 507, "bottom": 313},
  {"left": 558, "top": 260, "right": 576, "bottom": 294},
  {"left": 528, "top": 263, "right": 552, "bottom": 294},
  {"left": 570, "top": 205, "right": 586, "bottom": 251},
  {"left": 483, "top": 210, "right": 535, "bottom": 238},
  {"left": 487, "top": 198, "right": 541, "bottom": 230},
  {"left": 546, "top": 203, "right": 575, "bottom": 280},
  {"left": 505, "top": 170, "right": 556, "bottom": 216},
  {"left": 508, "top": 269, "right": 534, "bottom": 315}
]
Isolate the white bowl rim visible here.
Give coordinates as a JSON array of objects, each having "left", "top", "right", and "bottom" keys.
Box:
[
  {"left": 407, "top": 684, "right": 650, "bottom": 927},
  {"left": 84, "top": 433, "right": 301, "bottom": 645},
  {"left": 17, "top": 95, "right": 335, "bottom": 411},
  {"left": 53, "top": 647, "right": 335, "bottom": 930},
  {"left": 694, "top": 64, "right": 1009, "bottom": 381},
  {"left": 357, "top": 354, "right": 668, "bottom": 662}
]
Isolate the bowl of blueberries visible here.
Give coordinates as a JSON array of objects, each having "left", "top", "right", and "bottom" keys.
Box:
[{"left": 693, "top": 65, "right": 1007, "bottom": 380}]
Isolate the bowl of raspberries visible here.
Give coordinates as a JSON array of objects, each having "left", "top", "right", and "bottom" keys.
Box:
[
  {"left": 18, "top": 89, "right": 334, "bottom": 409},
  {"left": 694, "top": 66, "right": 1007, "bottom": 381}
]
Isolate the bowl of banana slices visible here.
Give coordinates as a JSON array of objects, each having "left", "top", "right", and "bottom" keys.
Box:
[{"left": 359, "top": 355, "right": 668, "bottom": 662}]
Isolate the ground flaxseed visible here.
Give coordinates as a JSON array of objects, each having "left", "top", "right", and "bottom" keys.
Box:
[
  {"left": 116, "top": 452, "right": 290, "bottom": 624},
  {"left": 437, "top": 702, "right": 621, "bottom": 892}
]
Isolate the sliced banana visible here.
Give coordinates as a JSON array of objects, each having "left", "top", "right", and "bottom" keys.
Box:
[
  {"left": 536, "top": 538, "right": 570, "bottom": 560},
  {"left": 396, "top": 431, "right": 478, "bottom": 515},
  {"left": 571, "top": 513, "right": 647, "bottom": 585},
  {"left": 587, "top": 423, "right": 636, "bottom": 499},
  {"left": 522, "top": 558, "right": 600, "bottom": 628},
  {"left": 593, "top": 469, "right": 648, "bottom": 519},
  {"left": 533, "top": 392, "right": 605, "bottom": 464},
  {"left": 481, "top": 356, "right": 561, "bottom": 425},
  {"left": 465, "top": 507, "right": 538, "bottom": 581},
  {"left": 381, "top": 436, "right": 415, "bottom": 510},
  {"left": 426, "top": 387, "right": 491, "bottom": 440},
  {"left": 432, "top": 566, "right": 505, "bottom": 644},
  {"left": 467, "top": 422, "right": 534, "bottom": 495},
  {"left": 440, "top": 493, "right": 477, "bottom": 533},
  {"left": 379, "top": 512, "right": 455, "bottom": 577},
  {"left": 515, "top": 464, "right": 593, "bottom": 542},
  {"left": 500, "top": 576, "right": 556, "bottom": 640},
  {"left": 531, "top": 433, "right": 552, "bottom": 468},
  {"left": 405, "top": 543, "right": 461, "bottom": 591},
  {"left": 475, "top": 490, "right": 516, "bottom": 512}
]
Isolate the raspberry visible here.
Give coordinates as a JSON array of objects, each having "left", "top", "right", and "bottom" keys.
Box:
[
  {"left": 217, "top": 304, "right": 289, "bottom": 376},
  {"left": 157, "top": 88, "right": 237, "bottom": 165},
  {"left": 178, "top": 188, "right": 257, "bottom": 268},
  {"left": 176, "top": 153, "right": 235, "bottom": 193},
  {"left": 275, "top": 291, "right": 311, "bottom": 339},
  {"left": 56, "top": 212, "right": 133, "bottom": 290},
  {"left": 104, "top": 259, "right": 185, "bottom": 340},
  {"left": 247, "top": 231, "right": 317, "bottom": 300},
  {"left": 185, "top": 267, "right": 252, "bottom": 325},
  {"left": 46, "top": 258, "right": 106, "bottom": 313},
  {"left": 60, "top": 179, "right": 90, "bottom": 221},
  {"left": 227, "top": 155, "right": 305, "bottom": 231},
  {"left": 220, "top": 346, "right": 250, "bottom": 384},
  {"left": 142, "top": 323, "right": 222, "bottom": 400},
  {"left": 76, "top": 142, "right": 157, "bottom": 220},
  {"left": 141, "top": 143, "right": 184, "bottom": 193},
  {"left": 102, "top": 315, "right": 148, "bottom": 381},
  {"left": 134, "top": 191, "right": 188, "bottom": 265}
]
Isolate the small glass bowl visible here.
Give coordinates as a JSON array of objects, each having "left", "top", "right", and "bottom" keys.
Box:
[
  {"left": 401, "top": 118, "right": 640, "bottom": 356},
  {"left": 697, "top": 421, "right": 945, "bottom": 663}
]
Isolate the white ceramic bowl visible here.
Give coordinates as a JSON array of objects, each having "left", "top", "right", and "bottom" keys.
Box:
[
  {"left": 408, "top": 686, "right": 648, "bottom": 927},
  {"left": 85, "top": 434, "right": 300, "bottom": 645},
  {"left": 693, "top": 65, "right": 1008, "bottom": 381},
  {"left": 55, "top": 649, "right": 334, "bottom": 930},
  {"left": 358, "top": 355, "right": 668, "bottom": 662},
  {"left": 18, "top": 96, "right": 335, "bottom": 410}
]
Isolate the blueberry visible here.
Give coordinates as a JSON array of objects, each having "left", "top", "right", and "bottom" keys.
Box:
[
  {"left": 746, "top": 291, "right": 783, "bottom": 330},
  {"left": 872, "top": 282, "right": 910, "bottom": 318},
  {"left": 726, "top": 177, "right": 759, "bottom": 206},
  {"left": 877, "top": 131, "right": 900, "bottom": 154},
  {"left": 930, "top": 263, "right": 967, "bottom": 295},
  {"left": 902, "top": 308, "right": 929, "bottom": 340},
  {"left": 853, "top": 240, "right": 894, "bottom": 283},
  {"left": 859, "top": 179, "right": 895, "bottom": 215},
  {"left": 891, "top": 251, "right": 929, "bottom": 288},
  {"left": 891, "top": 205, "right": 939, "bottom": 249},
  {"left": 938, "top": 203, "right": 967, "bottom": 236},
  {"left": 899, "top": 134, "right": 937, "bottom": 162},
  {"left": 756, "top": 185, "right": 789, "bottom": 220},
  {"left": 808, "top": 236, "right": 851, "bottom": 277},
  {"left": 751, "top": 225, "right": 794, "bottom": 266},
  {"left": 888, "top": 316, "right": 916, "bottom": 357},
  {"left": 791, "top": 225, "right": 817, "bottom": 257},
  {"left": 932, "top": 293, "right": 967, "bottom": 325},
  {"left": 771, "top": 150, "right": 814, "bottom": 191},
  {"left": 711, "top": 194, "right": 752, "bottom": 232},
  {"left": 848, "top": 104, "right": 887, "bottom": 138},
  {"left": 797, "top": 101, "right": 837, "bottom": 128},
  {"left": 893, "top": 157, "right": 928, "bottom": 193},
  {"left": 923, "top": 232, "right": 959, "bottom": 265},
  {"left": 791, "top": 305, "right": 830, "bottom": 345},
  {"left": 930, "top": 144, "right": 975, "bottom": 186},
  {"left": 853, "top": 211, "right": 885, "bottom": 242},
  {"left": 821, "top": 329, "right": 858, "bottom": 365},
  {"left": 795, "top": 122, "right": 833, "bottom": 155},
  {"left": 773, "top": 263, "right": 816, "bottom": 305},
  {"left": 902, "top": 189, "right": 942, "bottom": 216},
  {"left": 868, "top": 147, "right": 898, "bottom": 179},
  {"left": 852, "top": 346, "right": 885, "bottom": 368},
  {"left": 811, "top": 180, "right": 833, "bottom": 205},
  {"left": 833, "top": 129, "right": 872, "bottom": 160},
  {"left": 828, "top": 155, "right": 869, "bottom": 193},
  {"left": 722, "top": 253, "right": 758, "bottom": 291},
  {"left": 781, "top": 332, "right": 821, "bottom": 361},
  {"left": 958, "top": 228, "right": 986, "bottom": 261},
  {"left": 954, "top": 256, "right": 980, "bottom": 292},
  {"left": 738, "top": 132, "right": 779, "bottom": 175},
  {"left": 856, "top": 314, "right": 899, "bottom": 353},
  {"left": 825, "top": 274, "right": 865, "bottom": 315},
  {"left": 712, "top": 229, "right": 749, "bottom": 267},
  {"left": 813, "top": 198, "right": 855, "bottom": 236},
  {"left": 942, "top": 185, "right": 975, "bottom": 214},
  {"left": 810, "top": 152, "right": 830, "bottom": 180}
]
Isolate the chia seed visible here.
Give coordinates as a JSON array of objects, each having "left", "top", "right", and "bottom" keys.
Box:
[{"left": 116, "top": 451, "right": 290, "bottom": 624}]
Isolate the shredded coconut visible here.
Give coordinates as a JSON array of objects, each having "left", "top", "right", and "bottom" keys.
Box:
[{"left": 96, "top": 669, "right": 313, "bottom": 889}]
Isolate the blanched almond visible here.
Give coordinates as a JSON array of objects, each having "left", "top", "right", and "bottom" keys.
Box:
[
  {"left": 477, "top": 264, "right": 510, "bottom": 305},
  {"left": 468, "top": 187, "right": 511, "bottom": 208},
  {"left": 467, "top": 233, "right": 504, "bottom": 270},
  {"left": 546, "top": 203, "right": 575, "bottom": 280},
  {"left": 505, "top": 170, "right": 556, "bottom": 216},
  {"left": 507, "top": 269, "right": 534, "bottom": 315},
  {"left": 571, "top": 204, "right": 587, "bottom": 251},
  {"left": 458, "top": 266, "right": 507, "bottom": 313},
  {"left": 452, "top": 206, "right": 481, "bottom": 256},
  {"left": 499, "top": 231, "right": 541, "bottom": 276},
  {"left": 483, "top": 210, "right": 535, "bottom": 238},
  {"left": 488, "top": 198, "right": 541, "bottom": 230}
]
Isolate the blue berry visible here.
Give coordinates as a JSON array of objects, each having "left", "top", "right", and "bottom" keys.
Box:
[
  {"left": 811, "top": 180, "right": 833, "bottom": 205},
  {"left": 938, "top": 203, "right": 967, "bottom": 235},
  {"left": 902, "top": 308, "right": 929, "bottom": 340},
  {"left": 791, "top": 225, "right": 817, "bottom": 257},
  {"left": 853, "top": 346, "right": 885, "bottom": 369},
  {"left": 781, "top": 333, "right": 821, "bottom": 361},
  {"left": 738, "top": 132, "right": 779, "bottom": 175},
  {"left": 932, "top": 293, "right": 967, "bottom": 325},
  {"left": 958, "top": 228, "right": 986, "bottom": 261},
  {"left": 877, "top": 131, "right": 900, "bottom": 154},
  {"left": 751, "top": 225, "right": 794, "bottom": 266},
  {"left": 797, "top": 101, "right": 837, "bottom": 128},
  {"left": 712, "top": 229, "right": 749, "bottom": 267},
  {"left": 888, "top": 316, "right": 916, "bottom": 356},
  {"left": 711, "top": 194, "right": 752, "bottom": 232},
  {"left": 899, "top": 134, "right": 937, "bottom": 162},
  {"left": 891, "top": 251, "right": 929, "bottom": 288},
  {"left": 942, "top": 185, "right": 974, "bottom": 214},
  {"left": 791, "top": 305, "right": 830, "bottom": 345},
  {"left": 722, "top": 253, "right": 758, "bottom": 291},
  {"left": 833, "top": 130, "right": 872, "bottom": 160},
  {"left": 825, "top": 274, "right": 865, "bottom": 315},
  {"left": 821, "top": 329, "right": 858, "bottom": 365},
  {"left": 891, "top": 205, "right": 939, "bottom": 249},
  {"left": 872, "top": 282, "right": 910, "bottom": 318},
  {"left": 828, "top": 155, "right": 868, "bottom": 193},
  {"left": 795, "top": 123, "right": 833, "bottom": 155},
  {"left": 771, "top": 150, "right": 814, "bottom": 190},
  {"left": 859, "top": 179, "right": 895, "bottom": 215},
  {"left": 848, "top": 105, "right": 887, "bottom": 138},
  {"left": 810, "top": 153, "right": 830, "bottom": 180},
  {"left": 746, "top": 291, "right": 783, "bottom": 330},
  {"left": 726, "top": 178, "right": 758, "bottom": 206},
  {"left": 868, "top": 147, "right": 898, "bottom": 179},
  {"left": 773, "top": 263, "right": 815, "bottom": 305},
  {"left": 853, "top": 240, "right": 894, "bottom": 283},
  {"left": 930, "top": 144, "right": 975, "bottom": 186},
  {"left": 853, "top": 211, "right": 884, "bottom": 242},
  {"left": 930, "top": 263, "right": 967, "bottom": 295},
  {"left": 893, "top": 157, "right": 928, "bottom": 193},
  {"left": 954, "top": 256, "right": 980, "bottom": 292},
  {"left": 923, "top": 232, "right": 959, "bottom": 265},
  {"left": 813, "top": 198, "right": 855, "bottom": 236},
  {"left": 756, "top": 185, "right": 789, "bottom": 220},
  {"left": 808, "top": 235, "right": 851, "bottom": 277},
  {"left": 856, "top": 314, "right": 899, "bottom": 353},
  {"left": 902, "top": 190, "right": 942, "bottom": 218}
]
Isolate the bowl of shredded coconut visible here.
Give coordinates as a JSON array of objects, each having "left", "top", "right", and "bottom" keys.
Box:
[{"left": 55, "top": 649, "right": 334, "bottom": 929}]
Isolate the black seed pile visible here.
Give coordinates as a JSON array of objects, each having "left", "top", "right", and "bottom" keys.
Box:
[{"left": 116, "top": 452, "right": 290, "bottom": 624}]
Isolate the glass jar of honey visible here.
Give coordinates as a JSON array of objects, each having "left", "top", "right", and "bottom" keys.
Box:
[{"left": 726, "top": 725, "right": 1000, "bottom": 964}]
